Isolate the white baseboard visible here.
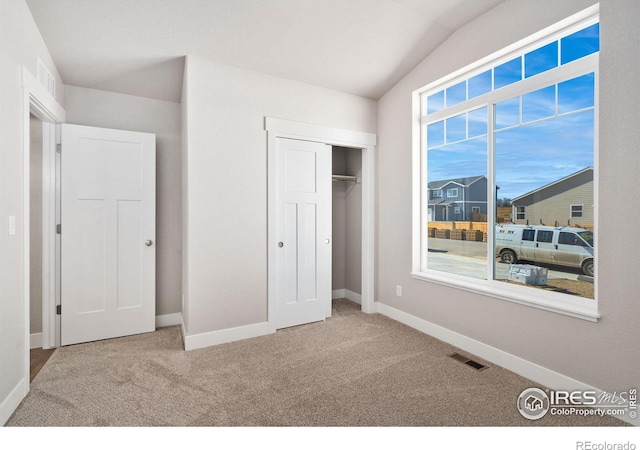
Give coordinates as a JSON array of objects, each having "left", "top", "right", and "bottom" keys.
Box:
[
  {"left": 30, "top": 333, "right": 42, "bottom": 349},
  {"left": 375, "top": 302, "right": 638, "bottom": 427},
  {"left": 183, "top": 321, "right": 270, "bottom": 351},
  {"left": 332, "top": 289, "right": 362, "bottom": 305},
  {"left": 0, "top": 377, "right": 27, "bottom": 426},
  {"left": 156, "top": 312, "right": 182, "bottom": 328},
  {"left": 345, "top": 289, "right": 361, "bottom": 305}
]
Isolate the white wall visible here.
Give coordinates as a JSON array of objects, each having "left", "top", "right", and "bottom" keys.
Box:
[
  {"left": 182, "top": 56, "right": 377, "bottom": 336},
  {"left": 63, "top": 85, "right": 182, "bottom": 316},
  {"left": 376, "top": 0, "right": 640, "bottom": 395},
  {"left": 0, "top": 0, "right": 64, "bottom": 424}
]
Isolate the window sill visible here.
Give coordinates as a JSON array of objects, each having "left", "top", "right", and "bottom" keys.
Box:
[{"left": 410, "top": 270, "right": 600, "bottom": 322}]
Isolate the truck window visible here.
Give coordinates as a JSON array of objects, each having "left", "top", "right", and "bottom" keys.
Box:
[
  {"left": 559, "top": 232, "right": 579, "bottom": 245},
  {"left": 536, "top": 230, "right": 554, "bottom": 243},
  {"left": 578, "top": 231, "right": 594, "bottom": 247},
  {"left": 522, "top": 229, "right": 535, "bottom": 241}
]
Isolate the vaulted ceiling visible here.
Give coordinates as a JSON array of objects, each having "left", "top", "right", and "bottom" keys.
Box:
[{"left": 26, "top": 0, "right": 504, "bottom": 102}]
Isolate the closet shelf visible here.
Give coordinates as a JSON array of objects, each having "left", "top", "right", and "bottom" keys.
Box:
[{"left": 332, "top": 174, "right": 360, "bottom": 184}]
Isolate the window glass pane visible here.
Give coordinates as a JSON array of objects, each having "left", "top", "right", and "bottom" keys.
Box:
[
  {"left": 427, "top": 121, "right": 444, "bottom": 148},
  {"left": 468, "top": 107, "right": 488, "bottom": 138},
  {"left": 446, "top": 113, "right": 466, "bottom": 143},
  {"left": 522, "top": 86, "right": 556, "bottom": 123},
  {"left": 468, "top": 70, "right": 492, "bottom": 99},
  {"left": 446, "top": 81, "right": 467, "bottom": 107},
  {"left": 494, "top": 57, "right": 522, "bottom": 89},
  {"left": 558, "top": 73, "right": 595, "bottom": 114},
  {"left": 537, "top": 230, "right": 554, "bottom": 243},
  {"left": 495, "top": 97, "right": 520, "bottom": 129},
  {"left": 571, "top": 205, "right": 584, "bottom": 217},
  {"left": 525, "top": 42, "right": 558, "bottom": 78},
  {"left": 427, "top": 137, "right": 488, "bottom": 279},
  {"left": 561, "top": 23, "right": 600, "bottom": 64},
  {"left": 494, "top": 109, "right": 594, "bottom": 298},
  {"left": 559, "top": 232, "right": 578, "bottom": 245},
  {"left": 427, "top": 90, "right": 445, "bottom": 114}
]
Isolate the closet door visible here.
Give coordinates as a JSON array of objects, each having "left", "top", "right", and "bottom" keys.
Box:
[{"left": 274, "top": 137, "right": 331, "bottom": 329}]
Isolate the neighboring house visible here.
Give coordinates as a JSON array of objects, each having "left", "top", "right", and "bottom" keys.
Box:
[
  {"left": 512, "top": 168, "right": 593, "bottom": 228},
  {"left": 427, "top": 176, "right": 487, "bottom": 222}
]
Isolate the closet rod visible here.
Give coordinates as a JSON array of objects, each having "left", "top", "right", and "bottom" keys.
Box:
[{"left": 332, "top": 175, "right": 360, "bottom": 184}]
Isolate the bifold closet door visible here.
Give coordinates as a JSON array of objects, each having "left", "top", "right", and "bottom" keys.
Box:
[{"left": 275, "top": 137, "right": 331, "bottom": 329}]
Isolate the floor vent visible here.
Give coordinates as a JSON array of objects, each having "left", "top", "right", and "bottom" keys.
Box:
[{"left": 448, "top": 352, "right": 488, "bottom": 371}]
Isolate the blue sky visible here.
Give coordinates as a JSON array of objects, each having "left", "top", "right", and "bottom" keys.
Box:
[
  {"left": 427, "top": 85, "right": 594, "bottom": 199},
  {"left": 427, "top": 106, "right": 594, "bottom": 199},
  {"left": 426, "top": 23, "right": 598, "bottom": 201}
]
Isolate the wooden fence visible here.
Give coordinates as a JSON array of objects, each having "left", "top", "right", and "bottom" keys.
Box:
[
  {"left": 428, "top": 221, "right": 488, "bottom": 242},
  {"left": 428, "top": 221, "right": 488, "bottom": 233},
  {"left": 428, "top": 220, "right": 594, "bottom": 239}
]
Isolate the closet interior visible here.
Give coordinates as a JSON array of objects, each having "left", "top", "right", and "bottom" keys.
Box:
[{"left": 331, "top": 146, "right": 362, "bottom": 307}]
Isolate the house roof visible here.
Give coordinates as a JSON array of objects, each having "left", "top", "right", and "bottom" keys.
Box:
[
  {"left": 512, "top": 167, "right": 594, "bottom": 202},
  {"left": 428, "top": 175, "right": 485, "bottom": 190}
]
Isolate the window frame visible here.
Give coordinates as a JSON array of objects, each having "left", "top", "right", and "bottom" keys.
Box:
[
  {"left": 433, "top": 189, "right": 443, "bottom": 198},
  {"left": 515, "top": 206, "right": 526, "bottom": 220},
  {"left": 411, "top": 5, "right": 600, "bottom": 322},
  {"left": 447, "top": 188, "right": 459, "bottom": 198},
  {"left": 570, "top": 204, "right": 584, "bottom": 218}
]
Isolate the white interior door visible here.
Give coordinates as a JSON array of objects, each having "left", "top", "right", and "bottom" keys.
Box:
[
  {"left": 275, "top": 137, "right": 331, "bottom": 329},
  {"left": 61, "top": 124, "right": 156, "bottom": 346}
]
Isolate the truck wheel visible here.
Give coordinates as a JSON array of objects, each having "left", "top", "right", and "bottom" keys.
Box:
[
  {"left": 500, "top": 249, "right": 517, "bottom": 264},
  {"left": 582, "top": 259, "right": 594, "bottom": 277}
]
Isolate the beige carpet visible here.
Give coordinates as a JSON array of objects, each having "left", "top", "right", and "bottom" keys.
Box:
[{"left": 6, "top": 299, "right": 626, "bottom": 426}]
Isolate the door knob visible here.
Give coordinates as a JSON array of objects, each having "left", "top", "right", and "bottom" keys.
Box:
[
  {"left": 145, "top": 240, "right": 153, "bottom": 246},
  {"left": 278, "top": 242, "right": 284, "bottom": 248}
]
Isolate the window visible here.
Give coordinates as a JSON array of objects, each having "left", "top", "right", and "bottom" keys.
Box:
[
  {"left": 433, "top": 190, "right": 443, "bottom": 198},
  {"left": 571, "top": 204, "right": 584, "bottom": 218},
  {"left": 472, "top": 207, "right": 481, "bottom": 213},
  {"left": 559, "top": 232, "right": 578, "bottom": 245},
  {"left": 536, "top": 230, "right": 554, "bottom": 243},
  {"left": 454, "top": 207, "right": 461, "bottom": 214},
  {"left": 413, "top": 7, "right": 599, "bottom": 321},
  {"left": 522, "top": 229, "right": 535, "bottom": 241}
]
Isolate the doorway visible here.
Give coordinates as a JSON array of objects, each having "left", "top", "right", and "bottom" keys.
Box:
[
  {"left": 22, "top": 67, "right": 66, "bottom": 391},
  {"left": 22, "top": 68, "right": 157, "bottom": 353},
  {"left": 266, "top": 117, "right": 376, "bottom": 333},
  {"left": 28, "top": 113, "right": 56, "bottom": 382}
]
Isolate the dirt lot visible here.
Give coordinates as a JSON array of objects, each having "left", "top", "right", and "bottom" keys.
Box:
[{"left": 504, "top": 278, "right": 594, "bottom": 299}]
